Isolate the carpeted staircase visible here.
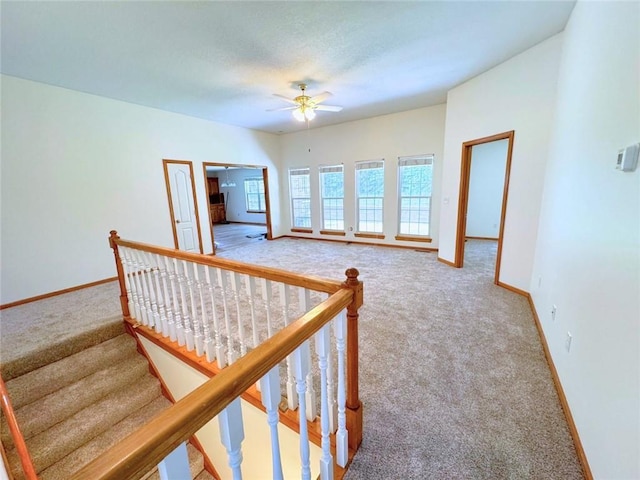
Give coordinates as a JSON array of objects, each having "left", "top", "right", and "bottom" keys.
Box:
[{"left": 1, "top": 325, "right": 214, "bottom": 479}]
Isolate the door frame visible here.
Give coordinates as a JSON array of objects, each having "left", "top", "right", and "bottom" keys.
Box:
[
  {"left": 202, "top": 162, "right": 273, "bottom": 254},
  {"left": 454, "top": 130, "right": 514, "bottom": 285},
  {"left": 162, "top": 159, "right": 204, "bottom": 253}
]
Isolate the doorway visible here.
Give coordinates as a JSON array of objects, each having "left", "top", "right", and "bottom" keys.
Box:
[
  {"left": 202, "top": 162, "right": 273, "bottom": 254},
  {"left": 454, "top": 131, "right": 514, "bottom": 285},
  {"left": 163, "top": 159, "right": 204, "bottom": 253}
]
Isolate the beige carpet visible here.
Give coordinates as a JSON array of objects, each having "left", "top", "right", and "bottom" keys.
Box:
[{"left": 0, "top": 238, "right": 583, "bottom": 479}]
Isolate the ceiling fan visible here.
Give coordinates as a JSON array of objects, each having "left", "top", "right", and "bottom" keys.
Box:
[{"left": 269, "top": 83, "right": 343, "bottom": 122}]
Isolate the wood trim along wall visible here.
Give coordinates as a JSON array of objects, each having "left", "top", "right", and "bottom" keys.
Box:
[
  {"left": 163, "top": 159, "right": 204, "bottom": 254},
  {"left": 127, "top": 324, "right": 220, "bottom": 480},
  {"left": 282, "top": 235, "right": 437, "bottom": 253},
  {"left": 354, "top": 233, "right": 385, "bottom": 239},
  {"left": 395, "top": 235, "right": 433, "bottom": 243},
  {"left": 465, "top": 236, "right": 499, "bottom": 241},
  {"left": 437, "top": 257, "right": 456, "bottom": 267},
  {"left": 496, "top": 281, "right": 528, "bottom": 297},
  {"left": 320, "top": 230, "right": 347, "bottom": 236},
  {"left": 526, "top": 295, "right": 593, "bottom": 480},
  {"left": 0, "top": 276, "right": 118, "bottom": 310},
  {"left": 454, "top": 131, "right": 514, "bottom": 287}
]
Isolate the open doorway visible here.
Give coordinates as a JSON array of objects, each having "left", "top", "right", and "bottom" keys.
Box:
[
  {"left": 454, "top": 131, "right": 514, "bottom": 285},
  {"left": 202, "top": 162, "right": 273, "bottom": 254}
]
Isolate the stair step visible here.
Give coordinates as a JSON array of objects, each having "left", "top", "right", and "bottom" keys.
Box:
[
  {"left": 5, "top": 333, "right": 137, "bottom": 410},
  {"left": 1, "top": 317, "right": 124, "bottom": 381},
  {"left": 38, "top": 395, "right": 171, "bottom": 480},
  {"left": 3, "top": 353, "right": 149, "bottom": 446},
  {"left": 194, "top": 470, "right": 216, "bottom": 480},
  {"left": 6, "top": 373, "right": 161, "bottom": 475}
]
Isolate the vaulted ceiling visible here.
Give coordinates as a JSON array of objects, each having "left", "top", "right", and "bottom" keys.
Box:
[{"left": 1, "top": 1, "right": 575, "bottom": 134}]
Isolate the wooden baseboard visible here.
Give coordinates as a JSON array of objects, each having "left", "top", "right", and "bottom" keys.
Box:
[
  {"left": 465, "top": 236, "right": 499, "bottom": 241},
  {"left": 0, "top": 277, "right": 118, "bottom": 310},
  {"left": 526, "top": 295, "right": 593, "bottom": 480},
  {"left": 281, "top": 235, "right": 437, "bottom": 252},
  {"left": 496, "top": 281, "right": 528, "bottom": 297},
  {"left": 437, "top": 257, "right": 457, "bottom": 267}
]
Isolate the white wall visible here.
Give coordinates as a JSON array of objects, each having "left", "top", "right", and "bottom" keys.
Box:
[
  {"left": 439, "top": 35, "right": 562, "bottom": 290},
  {"left": 0, "top": 76, "right": 281, "bottom": 304},
  {"left": 530, "top": 2, "right": 639, "bottom": 478},
  {"left": 279, "top": 105, "right": 446, "bottom": 248},
  {"left": 466, "top": 139, "right": 508, "bottom": 239},
  {"left": 211, "top": 168, "right": 267, "bottom": 224},
  {"left": 138, "top": 337, "right": 321, "bottom": 479}
]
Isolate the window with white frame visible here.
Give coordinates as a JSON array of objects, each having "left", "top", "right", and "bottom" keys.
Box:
[
  {"left": 289, "top": 167, "right": 311, "bottom": 229},
  {"left": 355, "top": 160, "right": 385, "bottom": 233},
  {"left": 244, "top": 177, "right": 266, "bottom": 212},
  {"left": 319, "top": 165, "right": 344, "bottom": 231},
  {"left": 397, "top": 155, "right": 433, "bottom": 236}
]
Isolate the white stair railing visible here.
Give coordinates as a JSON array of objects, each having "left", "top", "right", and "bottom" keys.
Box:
[{"left": 103, "top": 232, "right": 364, "bottom": 479}]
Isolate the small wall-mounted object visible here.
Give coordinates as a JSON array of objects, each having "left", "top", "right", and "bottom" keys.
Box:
[{"left": 616, "top": 143, "right": 639, "bottom": 172}]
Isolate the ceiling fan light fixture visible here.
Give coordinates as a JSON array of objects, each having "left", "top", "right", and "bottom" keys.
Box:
[
  {"left": 304, "top": 108, "right": 316, "bottom": 121},
  {"left": 293, "top": 107, "right": 306, "bottom": 122}
]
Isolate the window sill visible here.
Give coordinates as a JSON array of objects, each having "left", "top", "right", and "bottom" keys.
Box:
[
  {"left": 395, "top": 235, "right": 433, "bottom": 243},
  {"left": 354, "top": 232, "right": 385, "bottom": 239},
  {"left": 291, "top": 228, "right": 313, "bottom": 234},
  {"left": 246, "top": 210, "right": 266, "bottom": 214},
  {"left": 320, "top": 230, "right": 346, "bottom": 236}
]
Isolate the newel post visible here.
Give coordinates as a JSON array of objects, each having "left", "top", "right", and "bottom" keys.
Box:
[
  {"left": 109, "top": 230, "right": 130, "bottom": 319},
  {"left": 343, "top": 267, "right": 363, "bottom": 450}
]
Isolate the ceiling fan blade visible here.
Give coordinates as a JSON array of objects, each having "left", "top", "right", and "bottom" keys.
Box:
[
  {"left": 273, "top": 93, "right": 298, "bottom": 105},
  {"left": 310, "top": 91, "right": 332, "bottom": 104},
  {"left": 266, "top": 105, "right": 298, "bottom": 112},
  {"left": 315, "top": 105, "right": 343, "bottom": 112}
]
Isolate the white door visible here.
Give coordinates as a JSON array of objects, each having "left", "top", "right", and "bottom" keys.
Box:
[{"left": 165, "top": 161, "right": 201, "bottom": 253}]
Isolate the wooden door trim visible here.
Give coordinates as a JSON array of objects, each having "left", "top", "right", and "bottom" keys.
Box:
[
  {"left": 202, "top": 162, "right": 274, "bottom": 254},
  {"left": 454, "top": 131, "right": 514, "bottom": 285},
  {"left": 163, "top": 159, "right": 204, "bottom": 254}
]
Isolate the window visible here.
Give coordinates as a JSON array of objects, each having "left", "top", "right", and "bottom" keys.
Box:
[
  {"left": 244, "top": 177, "right": 266, "bottom": 212},
  {"left": 319, "top": 165, "right": 344, "bottom": 231},
  {"left": 397, "top": 155, "right": 433, "bottom": 237},
  {"left": 356, "top": 160, "right": 385, "bottom": 233},
  {"left": 289, "top": 167, "right": 311, "bottom": 229}
]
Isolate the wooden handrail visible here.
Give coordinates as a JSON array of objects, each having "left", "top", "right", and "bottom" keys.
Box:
[
  {"left": 0, "top": 374, "right": 38, "bottom": 480},
  {"left": 70, "top": 288, "right": 354, "bottom": 480},
  {"left": 109, "top": 231, "right": 343, "bottom": 294}
]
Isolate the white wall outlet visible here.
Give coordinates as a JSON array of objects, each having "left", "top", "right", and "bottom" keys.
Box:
[
  {"left": 551, "top": 304, "right": 557, "bottom": 321},
  {"left": 565, "top": 331, "right": 572, "bottom": 352}
]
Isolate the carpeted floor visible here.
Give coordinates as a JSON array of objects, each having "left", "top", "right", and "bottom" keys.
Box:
[{"left": 0, "top": 238, "right": 583, "bottom": 479}]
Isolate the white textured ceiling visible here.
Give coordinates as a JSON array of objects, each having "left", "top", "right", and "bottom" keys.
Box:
[{"left": 1, "top": 1, "right": 575, "bottom": 134}]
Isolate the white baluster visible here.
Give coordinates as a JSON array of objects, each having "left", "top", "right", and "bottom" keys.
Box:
[
  {"left": 205, "top": 266, "right": 225, "bottom": 366},
  {"left": 294, "top": 342, "right": 312, "bottom": 480},
  {"left": 217, "top": 268, "right": 237, "bottom": 365},
  {"left": 164, "top": 255, "right": 180, "bottom": 342},
  {"left": 118, "top": 247, "right": 136, "bottom": 320},
  {"left": 315, "top": 324, "right": 334, "bottom": 480},
  {"left": 181, "top": 260, "right": 196, "bottom": 351},
  {"left": 193, "top": 263, "right": 208, "bottom": 358},
  {"left": 171, "top": 258, "right": 186, "bottom": 346},
  {"left": 278, "top": 283, "right": 297, "bottom": 410},
  {"left": 151, "top": 254, "right": 168, "bottom": 336},
  {"left": 142, "top": 252, "right": 161, "bottom": 333},
  {"left": 261, "top": 278, "right": 274, "bottom": 338},
  {"left": 128, "top": 249, "right": 147, "bottom": 325},
  {"left": 230, "top": 272, "right": 247, "bottom": 357},
  {"left": 245, "top": 275, "right": 259, "bottom": 348},
  {"left": 300, "top": 288, "right": 317, "bottom": 422},
  {"left": 259, "top": 367, "right": 284, "bottom": 480},
  {"left": 157, "top": 442, "right": 191, "bottom": 480},
  {"left": 219, "top": 398, "right": 245, "bottom": 480},
  {"left": 136, "top": 250, "right": 155, "bottom": 329},
  {"left": 157, "top": 254, "right": 172, "bottom": 337},
  {"left": 334, "top": 310, "right": 348, "bottom": 467}
]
